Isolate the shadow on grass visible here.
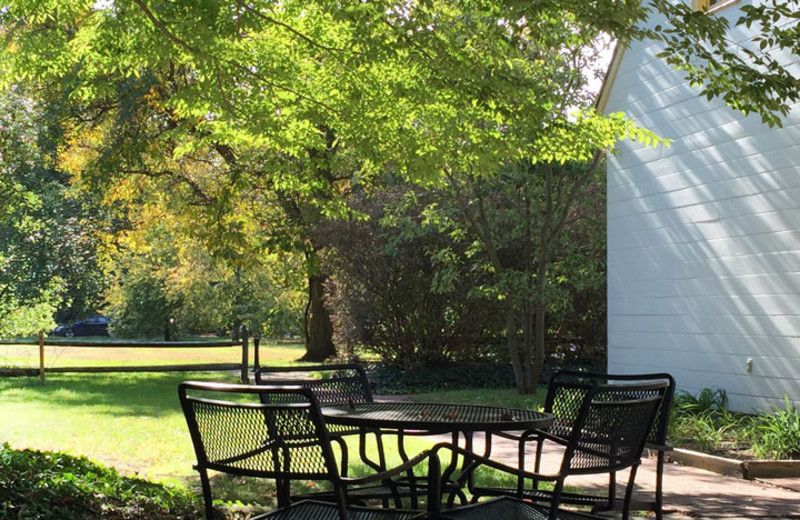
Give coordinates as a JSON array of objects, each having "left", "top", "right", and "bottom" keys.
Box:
[{"left": 0, "top": 371, "right": 243, "bottom": 418}]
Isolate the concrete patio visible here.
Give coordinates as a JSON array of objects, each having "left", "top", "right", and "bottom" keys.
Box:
[{"left": 472, "top": 433, "right": 800, "bottom": 519}]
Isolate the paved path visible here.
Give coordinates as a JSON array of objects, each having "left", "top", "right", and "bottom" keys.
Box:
[
  {"left": 442, "top": 432, "right": 800, "bottom": 518},
  {"left": 374, "top": 396, "right": 800, "bottom": 518}
]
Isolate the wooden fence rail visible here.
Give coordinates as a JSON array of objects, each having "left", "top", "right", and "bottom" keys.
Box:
[{"left": 0, "top": 329, "right": 261, "bottom": 383}]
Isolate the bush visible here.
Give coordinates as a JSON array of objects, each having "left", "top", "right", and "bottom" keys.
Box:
[
  {"left": 672, "top": 387, "right": 729, "bottom": 417},
  {"left": 0, "top": 443, "right": 200, "bottom": 519},
  {"left": 668, "top": 388, "right": 753, "bottom": 455},
  {"left": 107, "top": 271, "right": 172, "bottom": 339},
  {"left": 325, "top": 185, "right": 504, "bottom": 368},
  {"left": 366, "top": 362, "right": 517, "bottom": 394},
  {"left": 364, "top": 359, "right": 606, "bottom": 395}
]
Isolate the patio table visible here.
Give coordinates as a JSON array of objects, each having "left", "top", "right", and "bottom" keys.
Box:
[
  {"left": 321, "top": 401, "right": 553, "bottom": 503},
  {"left": 322, "top": 401, "right": 552, "bottom": 433}
]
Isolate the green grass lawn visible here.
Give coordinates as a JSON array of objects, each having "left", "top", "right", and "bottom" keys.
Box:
[
  {"left": 0, "top": 358, "right": 544, "bottom": 507},
  {"left": 0, "top": 340, "right": 307, "bottom": 369},
  {"left": 0, "top": 372, "right": 242, "bottom": 482}
]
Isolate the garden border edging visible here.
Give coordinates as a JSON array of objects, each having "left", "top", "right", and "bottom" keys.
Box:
[{"left": 669, "top": 448, "right": 800, "bottom": 479}]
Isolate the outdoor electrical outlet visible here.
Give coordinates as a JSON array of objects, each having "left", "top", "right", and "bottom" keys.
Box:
[{"left": 746, "top": 358, "right": 753, "bottom": 373}]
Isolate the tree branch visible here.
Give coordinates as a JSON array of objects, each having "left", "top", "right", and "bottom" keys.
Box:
[
  {"left": 546, "top": 150, "right": 604, "bottom": 245},
  {"left": 131, "top": 0, "right": 200, "bottom": 56},
  {"left": 118, "top": 167, "right": 214, "bottom": 206},
  {"left": 132, "top": 0, "right": 339, "bottom": 116},
  {"left": 239, "top": 3, "right": 350, "bottom": 54},
  {"left": 445, "top": 169, "right": 504, "bottom": 273}
]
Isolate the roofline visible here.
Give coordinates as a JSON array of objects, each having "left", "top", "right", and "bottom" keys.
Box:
[{"left": 595, "top": 39, "right": 627, "bottom": 114}]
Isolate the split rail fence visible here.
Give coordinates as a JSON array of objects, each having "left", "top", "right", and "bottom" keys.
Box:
[{"left": 0, "top": 328, "right": 263, "bottom": 383}]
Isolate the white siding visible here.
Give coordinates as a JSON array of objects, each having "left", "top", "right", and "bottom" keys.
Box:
[{"left": 605, "top": 2, "right": 800, "bottom": 412}]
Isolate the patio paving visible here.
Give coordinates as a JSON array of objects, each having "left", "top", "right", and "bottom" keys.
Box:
[
  {"left": 373, "top": 395, "right": 800, "bottom": 519},
  {"left": 457, "top": 432, "right": 800, "bottom": 519}
]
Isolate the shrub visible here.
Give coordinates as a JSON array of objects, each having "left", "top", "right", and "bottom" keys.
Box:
[
  {"left": 325, "top": 186, "right": 504, "bottom": 368},
  {"left": 0, "top": 443, "right": 200, "bottom": 519},
  {"left": 366, "top": 362, "right": 517, "bottom": 394},
  {"left": 364, "top": 360, "right": 605, "bottom": 394},
  {"left": 672, "top": 387, "right": 728, "bottom": 418}
]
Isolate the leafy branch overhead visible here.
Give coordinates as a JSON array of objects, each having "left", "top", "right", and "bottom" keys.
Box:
[
  {"left": 645, "top": 0, "right": 800, "bottom": 128},
  {"left": 1, "top": 0, "right": 798, "bottom": 373},
  {"left": 4, "top": 1, "right": 797, "bottom": 186}
]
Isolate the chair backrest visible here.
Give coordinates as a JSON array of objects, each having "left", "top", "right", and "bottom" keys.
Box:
[
  {"left": 560, "top": 381, "right": 666, "bottom": 476},
  {"left": 255, "top": 364, "right": 374, "bottom": 405},
  {"left": 179, "top": 381, "right": 342, "bottom": 483},
  {"left": 546, "top": 370, "right": 675, "bottom": 446}
]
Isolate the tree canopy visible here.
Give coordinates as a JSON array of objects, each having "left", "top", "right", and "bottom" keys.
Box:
[
  {"left": 1, "top": 0, "right": 798, "bottom": 380},
  {"left": 1, "top": 1, "right": 659, "bottom": 183},
  {"left": 0, "top": 87, "right": 107, "bottom": 335}
]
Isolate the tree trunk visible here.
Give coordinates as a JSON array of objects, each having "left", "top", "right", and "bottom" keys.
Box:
[
  {"left": 531, "top": 293, "right": 547, "bottom": 393},
  {"left": 300, "top": 272, "right": 336, "bottom": 362},
  {"left": 231, "top": 267, "right": 242, "bottom": 342},
  {"left": 506, "top": 296, "right": 524, "bottom": 390},
  {"left": 231, "top": 318, "right": 241, "bottom": 342},
  {"left": 530, "top": 252, "right": 549, "bottom": 392}
]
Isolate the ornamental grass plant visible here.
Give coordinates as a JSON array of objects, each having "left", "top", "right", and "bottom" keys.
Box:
[
  {"left": 669, "top": 388, "right": 800, "bottom": 461},
  {"left": 749, "top": 396, "right": 800, "bottom": 460}
]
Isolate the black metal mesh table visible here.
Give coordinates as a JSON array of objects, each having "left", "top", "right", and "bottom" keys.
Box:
[{"left": 322, "top": 402, "right": 552, "bottom": 434}]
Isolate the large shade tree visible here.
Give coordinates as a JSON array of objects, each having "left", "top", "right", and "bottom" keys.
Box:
[
  {"left": 102, "top": 173, "right": 306, "bottom": 339},
  {"left": 2, "top": 0, "right": 798, "bottom": 385},
  {"left": 0, "top": 87, "right": 107, "bottom": 337}
]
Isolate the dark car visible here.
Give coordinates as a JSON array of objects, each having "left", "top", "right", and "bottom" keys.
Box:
[{"left": 51, "top": 316, "right": 110, "bottom": 337}]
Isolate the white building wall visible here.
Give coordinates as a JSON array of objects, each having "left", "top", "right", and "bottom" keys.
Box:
[{"left": 605, "top": 3, "right": 800, "bottom": 411}]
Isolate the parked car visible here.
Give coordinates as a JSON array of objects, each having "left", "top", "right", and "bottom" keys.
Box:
[
  {"left": 51, "top": 316, "right": 110, "bottom": 337},
  {"left": 50, "top": 324, "right": 70, "bottom": 336}
]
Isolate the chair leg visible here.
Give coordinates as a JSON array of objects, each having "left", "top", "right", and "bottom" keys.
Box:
[
  {"left": 276, "top": 478, "right": 291, "bottom": 508},
  {"left": 621, "top": 464, "right": 640, "bottom": 520},
  {"left": 608, "top": 470, "right": 617, "bottom": 510},
  {"left": 590, "top": 470, "right": 617, "bottom": 514},
  {"left": 427, "top": 454, "right": 443, "bottom": 518},
  {"left": 517, "top": 436, "right": 529, "bottom": 495},
  {"left": 198, "top": 468, "right": 215, "bottom": 520},
  {"left": 530, "top": 437, "right": 545, "bottom": 492},
  {"left": 333, "top": 484, "right": 350, "bottom": 520},
  {"left": 655, "top": 451, "right": 665, "bottom": 520},
  {"left": 547, "top": 480, "right": 567, "bottom": 520}
]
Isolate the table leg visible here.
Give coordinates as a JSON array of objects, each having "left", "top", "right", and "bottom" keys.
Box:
[
  {"left": 357, "top": 428, "right": 387, "bottom": 472},
  {"left": 442, "top": 430, "right": 497, "bottom": 506},
  {"left": 394, "top": 429, "right": 422, "bottom": 509}
]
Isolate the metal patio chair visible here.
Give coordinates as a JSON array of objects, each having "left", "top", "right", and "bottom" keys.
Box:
[
  {"left": 179, "top": 381, "right": 439, "bottom": 520},
  {"left": 433, "top": 380, "right": 667, "bottom": 520},
  {"left": 255, "top": 364, "right": 390, "bottom": 475},
  {"left": 483, "top": 370, "right": 675, "bottom": 520}
]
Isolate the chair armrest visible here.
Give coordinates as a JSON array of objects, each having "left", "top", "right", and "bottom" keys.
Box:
[
  {"left": 494, "top": 428, "right": 547, "bottom": 442},
  {"left": 432, "top": 442, "right": 558, "bottom": 483},
  {"left": 340, "top": 450, "right": 433, "bottom": 486},
  {"left": 493, "top": 429, "right": 566, "bottom": 452},
  {"left": 524, "top": 429, "right": 568, "bottom": 445},
  {"left": 645, "top": 441, "right": 673, "bottom": 452},
  {"left": 493, "top": 430, "right": 531, "bottom": 441},
  {"left": 330, "top": 435, "right": 350, "bottom": 475}
]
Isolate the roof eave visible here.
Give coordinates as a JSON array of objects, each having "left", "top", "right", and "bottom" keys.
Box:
[{"left": 594, "top": 40, "right": 628, "bottom": 114}]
